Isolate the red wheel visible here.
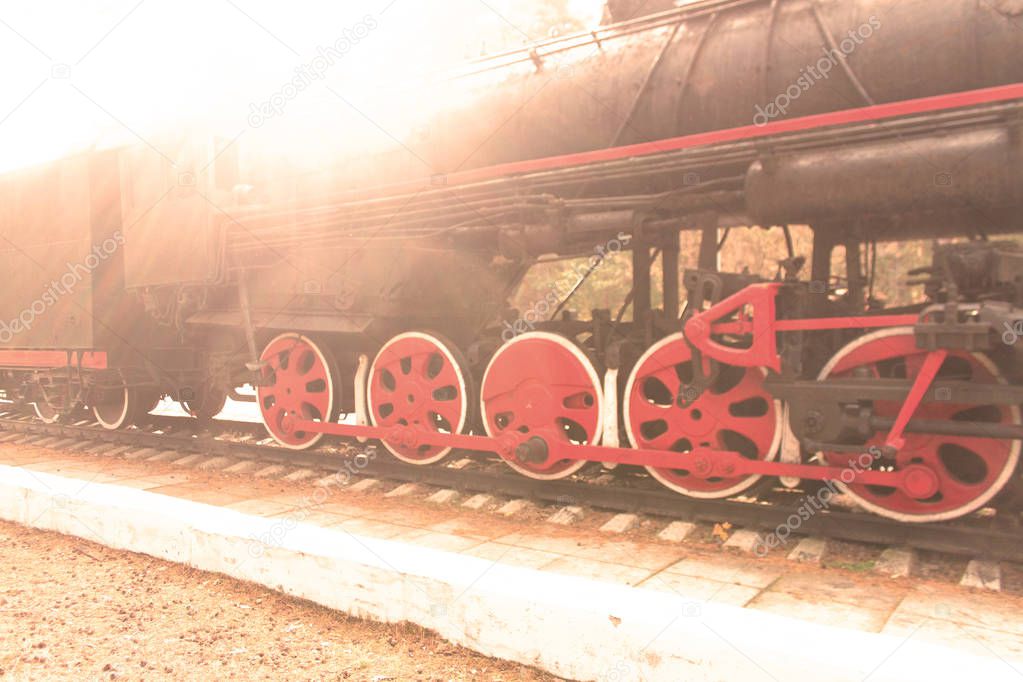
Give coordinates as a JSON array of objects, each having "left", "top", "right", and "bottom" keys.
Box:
[
  {"left": 257, "top": 333, "right": 338, "bottom": 450},
  {"left": 368, "top": 331, "right": 472, "bottom": 465},
  {"left": 624, "top": 332, "right": 782, "bottom": 498},
  {"left": 481, "top": 332, "right": 602, "bottom": 480},
  {"left": 818, "top": 327, "right": 1021, "bottom": 522}
]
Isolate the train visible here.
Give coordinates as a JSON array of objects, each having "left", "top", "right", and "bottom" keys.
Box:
[{"left": 2, "top": 0, "right": 1023, "bottom": 523}]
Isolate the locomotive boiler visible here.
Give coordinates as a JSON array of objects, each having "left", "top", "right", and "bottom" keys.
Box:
[{"left": 3, "top": 0, "right": 1023, "bottom": 524}]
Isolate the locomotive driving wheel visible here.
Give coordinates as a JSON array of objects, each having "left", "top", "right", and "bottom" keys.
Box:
[
  {"left": 257, "top": 333, "right": 339, "bottom": 450},
  {"left": 817, "top": 327, "right": 1021, "bottom": 522},
  {"left": 624, "top": 332, "right": 782, "bottom": 498},
  {"left": 368, "top": 331, "right": 473, "bottom": 465},
  {"left": 480, "top": 332, "right": 603, "bottom": 480}
]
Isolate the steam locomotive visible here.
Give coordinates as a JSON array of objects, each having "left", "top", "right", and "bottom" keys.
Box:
[{"left": 3, "top": 0, "right": 1023, "bottom": 523}]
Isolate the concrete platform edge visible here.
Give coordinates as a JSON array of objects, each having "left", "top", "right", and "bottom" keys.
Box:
[{"left": 0, "top": 465, "right": 1016, "bottom": 682}]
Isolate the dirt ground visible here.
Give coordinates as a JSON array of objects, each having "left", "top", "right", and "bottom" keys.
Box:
[{"left": 0, "top": 521, "right": 565, "bottom": 682}]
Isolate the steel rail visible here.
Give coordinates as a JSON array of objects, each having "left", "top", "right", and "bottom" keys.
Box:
[{"left": 2, "top": 413, "right": 1021, "bottom": 562}]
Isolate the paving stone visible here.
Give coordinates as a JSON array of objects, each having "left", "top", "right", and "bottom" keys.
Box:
[
  {"left": 314, "top": 473, "right": 348, "bottom": 488},
  {"left": 547, "top": 506, "right": 584, "bottom": 526},
  {"left": 764, "top": 571, "right": 907, "bottom": 612},
  {"left": 600, "top": 513, "right": 638, "bottom": 534},
  {"left": 749, "top": 591, "right": 891, "bottom": 632},
  {"left": 84, "top": 442, "right": 119, "bottom": 455},
  {"left": 664, "top": 556, "right": 782, "bottom": 590},
  {"left": 462, "top": 542, "right": 562, "bottom": 570},
  {"left": 123, "top": 448, "right": 159, "bottom": 461},
  {"left": 146, "top": 450, "right": 183, "bottom": 463},
  {"left": 642, "top": 572, "right": 761, "bottom": 608},
  {"left": 461, "top": 493, "right": 492, "bottom": 510},
  {"left": 253, "top": 465, "right": 287, "bottom": 478},
  {"left": 384, "top": 482, "right": 421, "bottom": 498},
  {"left": 723, "top": 528, "right": 763, "bottom": 553},
  {"left": 541, "top": 557, "right": 650, "bottom": 587},
  {"left": 787, "top": 536, "right": 828, "bottom": 564},
  {"left": 426, "top": 489, "right": 459, "bottom": 504},
  {"left": 224, "top": 460, "right": 260, "bottom": 474},
  {"left": 349, "top": 477, "right": 379, "bottom": 492},
  {"left": 171, "top": 454, "right": 204, "bottom": 467},
  {"left": 393, "top": 529, "right": 483, "bottom": 553},
  {"left": 197, "top": 456, "right": 234, "bottom": 471},
  {"left": 874, "top": 547, "right": 917, "bottom": 578},
  {"left": 658, "top": 521, "right": 697, "bottom": 543},
  {"left": 282, "top": 468, "right": 318, "bottom": 482},
  {"left": 888, "top": 583, "right": 1023, "bottom": 637},
  {"left": 497, "top": 499, "right": 533, "bottom": 516},
  {"left": 225, "top": 498, "right": 297, "bottom": 517},
  {"left": 960, "top": 560, "right": 1001, "bottom": 591}
]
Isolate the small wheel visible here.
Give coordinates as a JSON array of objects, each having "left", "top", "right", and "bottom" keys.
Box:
[
  {"left": 32, "top": 401, "right": 60, "bottom": 424},
  {"left": 93, "top": 386, "right": 141, "bottom": 430},
  {"left": 817, "top": 327, "right": 1021, "bottom": 522},
  {"left": 183, "top": 387, "right": 228, "bottom": 422},
  {"left": 257, "top": 333, "right": 339, "bottom": 450},
  {"left": 624, "top": 333, "right": 782, "bottom": 499},
  {"left": 368, "top": 331, "right": 473, "bottom": 465},
  {"left": 480, "top": 331, "right": 603, "bottom": 480}
]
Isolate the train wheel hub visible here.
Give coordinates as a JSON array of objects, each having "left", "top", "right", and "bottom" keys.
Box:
[
  {"left": 901, "top": 464, "right": 940, "bottom": 500},
  {"left": 257, "top": 333, "right": 337, "bottom": 450},
  {"left": 818, "top": 327, "right": 1021, "bottom": 522},
  {"left": 368, "top": 331, "right": 472, "bottom": 465},
  {"left": 481, "top": 332, "right": 602, "bottom": 480},
  {"left": 624, "top": 332, "right": 781, "bottom": 499}
]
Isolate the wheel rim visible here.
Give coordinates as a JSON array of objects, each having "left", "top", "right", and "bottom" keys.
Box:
[
  {"left": 257, "top": 333, "right": 337, "bottom": 450},
  {"left": 625, "top": 332, "right": 782, "bottom": 498},
  {"left": 369, "top": 332, "right": 471, "bottom": 465},
  {"left": 33, "top": 401, "right": 59, "bottom": 424},
  {"left": 817, "top": 327, "right": 1021, "bottom": 522},
  {"left": 93, "top": 386, "right": 133, "bottom": 430},
  {"left": 480, "top": 332, "right": 602, "bottom": 480}
]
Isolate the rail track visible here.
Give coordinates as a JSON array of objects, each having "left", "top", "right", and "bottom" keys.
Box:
[{"left": 2, "top": 409, "right": 1021, "bottom": 563}]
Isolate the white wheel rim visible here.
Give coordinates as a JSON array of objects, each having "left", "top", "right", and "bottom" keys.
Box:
[
  {"left": 481, "top": 331, "right": 602, "bottom": 481},
  {"left": 33, "top": 401, "right": 59, "bottom": 424},
  {"left": 623, "top": 332, "right": 782, "bottom": 499},
  {"left": 368, "top": 331, "right": 470, "bottom": 465},
  {"left": 93, "top": 386, "right": 132, "bottom": 430},
  {"left": 816, "top": 326, "right": 1021, "bottom": 523}
]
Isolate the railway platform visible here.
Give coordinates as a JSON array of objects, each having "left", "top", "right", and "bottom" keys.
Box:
[{"left": 1, "top": 441, "right": 1022, "bottom": 681}]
